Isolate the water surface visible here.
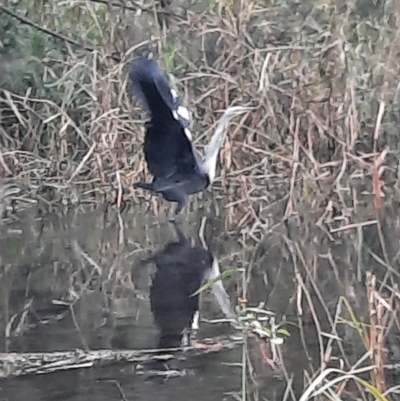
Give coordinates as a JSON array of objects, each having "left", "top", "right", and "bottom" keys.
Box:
[{"left": 1, "top": 205, "right": 399, "bottom": 400}]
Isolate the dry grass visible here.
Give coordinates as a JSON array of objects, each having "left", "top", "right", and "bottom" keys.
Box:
[{"left": 1, "top": 0, "right": 400, "bottom": 399}]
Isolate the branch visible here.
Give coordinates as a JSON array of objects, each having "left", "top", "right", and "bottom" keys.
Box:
[{"left": 0, "top": 334, "right": 242, "bottom": 378}]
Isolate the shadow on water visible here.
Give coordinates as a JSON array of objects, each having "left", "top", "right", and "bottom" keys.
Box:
[{"left": 0, "top": 204, "right": 400, "bottom": 400}]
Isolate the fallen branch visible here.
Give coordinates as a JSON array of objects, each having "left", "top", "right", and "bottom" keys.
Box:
[{"left": 0, "top": 334, "right": 243, "bottom": 379}]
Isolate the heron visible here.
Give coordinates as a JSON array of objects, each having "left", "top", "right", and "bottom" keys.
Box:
[{"left": 129, "top": 57, "right": 251, "bottom": 215}]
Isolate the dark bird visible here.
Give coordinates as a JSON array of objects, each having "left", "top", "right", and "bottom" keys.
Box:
[
  {"left": 129, "top": 57, "right": 251, "bottom": 215},
  {"left": 143, "top": 223, "right": 236, "bottom": 349}
]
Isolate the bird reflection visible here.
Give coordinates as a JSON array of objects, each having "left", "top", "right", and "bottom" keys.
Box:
[{"left": 142, "top": 222, "right": 235, "bottom": 349}]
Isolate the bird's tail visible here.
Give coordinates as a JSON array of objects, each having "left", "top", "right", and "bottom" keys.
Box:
[{"left": 129, "top": 57, "right": 190, "bottom": 127}]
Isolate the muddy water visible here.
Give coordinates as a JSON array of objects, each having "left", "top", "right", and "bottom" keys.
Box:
[{"left": 0, "top": 205, "right": 399, "bottom": 400}]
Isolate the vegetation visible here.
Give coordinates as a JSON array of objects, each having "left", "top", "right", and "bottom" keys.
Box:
[{"left": 1, "top": 0, "right": 400, "bottom": 400}]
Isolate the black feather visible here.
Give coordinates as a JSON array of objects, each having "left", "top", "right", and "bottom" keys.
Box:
[
  {"left": 129, "top": 58, "right": 189, "bottom": 128},
  {"left": 130, "top": 57, "right": 209, "bottom": 215}
]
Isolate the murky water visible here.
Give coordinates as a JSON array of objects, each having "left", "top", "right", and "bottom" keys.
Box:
[{"left": 0, "top": 205, "right": 399, "bottom": 400}]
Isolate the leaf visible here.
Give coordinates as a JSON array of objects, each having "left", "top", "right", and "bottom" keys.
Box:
[
  {"left": 354, "top": 377, "right": 390, "bottom": 401},
  {"left": 277, "top": 328, "right": 290, "bottom": 337},
  {"left": 191, "top": 269, "right": 234, "bottom": 297}
]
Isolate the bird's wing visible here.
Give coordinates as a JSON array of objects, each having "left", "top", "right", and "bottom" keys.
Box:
[{"left": 130, "top": 57, "right": 199, "bottom": 179}]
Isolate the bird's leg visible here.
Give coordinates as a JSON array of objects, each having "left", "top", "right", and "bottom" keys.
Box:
[
  {"left": 160, "top": 188, "right": 188, "bottom": 218},
  {"left": 189, "top": 310, "right": 200, "bottom": 344},
  {"left": 174, "top": 193, "right": 188, "bottom": 216},
  {"left": 133, "top": 181, "right": 155, "bottom": 193},
  {"left": 169, "top": 220, "right": 189, "bottom": 245},
  {"left": 180, "top": 310, "right": 200, "bottom": 346},
  {"left": 181, "top": 327, "right": 192, "bottom": 347},
  {"left": 191, "top": 310, "right": 200, "bottom": 335}
]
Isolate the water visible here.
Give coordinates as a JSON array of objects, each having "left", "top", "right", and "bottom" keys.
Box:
[
  {"left": 0, "top": 205, "right": 399, "bottom": 400},
  {"left": 0, "top": 206, "right": 245, "bottom": 400}
]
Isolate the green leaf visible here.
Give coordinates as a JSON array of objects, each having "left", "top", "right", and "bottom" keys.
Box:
[
  {"left": 191, "top": 269, "right": 234, "bottom": 297},
  {"left": 354, "top": 378, "right": 390, "bottom": 401},
  {"left": 277, "top": 328, "right": 290, "bottom": 337}
]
